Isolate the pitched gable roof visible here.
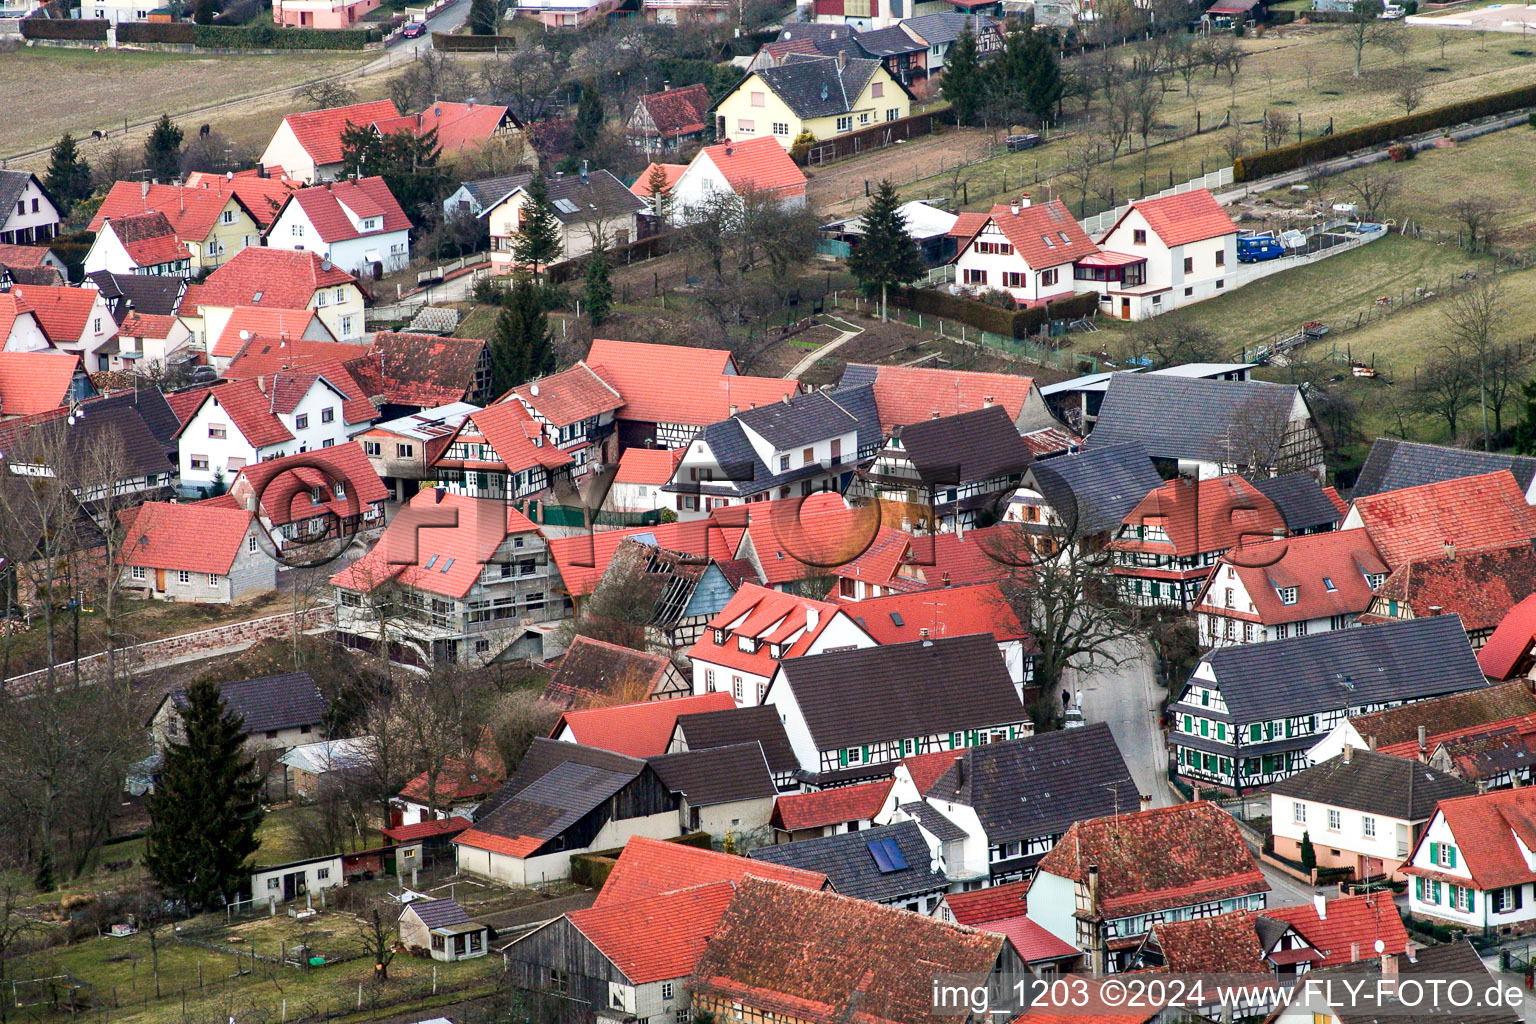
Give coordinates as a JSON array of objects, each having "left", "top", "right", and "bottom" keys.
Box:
[
  {"left": 753, "top": 52, "right": 884, "bottom": 120},
  {"left": 635, "top": 82, "right": 712, "bottom": 137},
  {"left": 839, "top": 363, "right": 1037, "bottom": 434},
  {"left": 1366, "top": 541, "right": 1536, "bottom": 633},
  {"left": 372, "top": 100, "right": 520, "bottom": 153},
  {"left": 674, "top": 705, "right": 798, "bottom": 776},
  {"left": 278, "top": 176, "right": 411, "bottom": 243},
  {"left": 961, "top": 200, "right": 1098, "bottom": 269},
  {"left": 595, "top": 834, "right": 829, "bottom": 907},
  {"left": 277, "top": 100, "right": 401, "bottom": 168},
  {"left": 1251, "top": 471, "right": 1346, "bottom": 533},
  {"left": 1405, "top": 787, "right": 1536, "bottom": 890},
  {"left": 1268, "top": 749, "right": 1476, "bottom": 821},
  {"left": 690, "top": 583, "right": 855, "bottom": 676},
  {"left": 185, "top": 170, "right": 301, "bottom": 230},
  {"left": 547, "top": 519, "right": 734, "bottom": 597},
  {"left": 1114, "top": 475, "right": 1286, "bottom": 556},
  {"left": 543, "top": 635, "right": 678, "bottom": 709},
  {"left": 615, "top": 445, "right": 685, "bottom": 486},
  {"left": 105, "top": 211, "right": 187, "bottom": 269},
  {"left": 647, "top": 742, "right": 777, "bottom": 807},
  {"left": 1088, "top": 373, "right": 1304, "bottom": 466},
  {"left": 849, "top": 583, "right": 1028, "bottom": 645},
  {"left": 1035, "top": 801, "right": 1267, "bottom": 917},
  {"left": 1479, "top": 598, "right": 1536, "bottom": 680},
  {"left": 1196, "top": 529, "right": 1386, "bottom": 627},
  {"left": 1347, "top": 680, "right": 1536, "bottom": 750},
  {"left": 369, "top": 331, "right": 489, "bottom": 407},
  {"left": 450, "top": 400, "right": 573, "bottom": 474},
  {"left": 551, "top": 692, "right": 738, "bottom": 758},
  {"left": 89, "top": 180, "right": 252, "bottom": 243},
  {"left": 176, "top": 377, "right": 291, "bottom": 448},
  {"left": 749, "top": 820, "right": 947, "bottom": 903},
  {"left": 1024, "top": 441, "right": 1161, "bottom": 538},
  {"left": 10, "top": 284, "right": 107, "bottom": 343},
  {"left": 771, "top": 779, "right": 893, "bottom": 832},
  {"left": 943, "top": 880, "right": 1029, "bottom": 925},
  {"left": 509, "top": 361, "right": 622, "bottom": 426},
  {"left": 697, "top": 137, "right": 807, "bottom": 196},
  {"left": 232, "top": 440, "right": 388, "bottom": 526},
  {"left": 897, "top": 404, "right": 1034, "bottom": 486},
  {"left": 1348, "top": 471, "right": 1536, "bottom": 570},
  {"left": 1104, "top": 189, "right": 1235, "bottom": 247},
  {"left": 585, "top": 338, "right": 798, "bottom": 428},
  {"left": 0, "top": 351, "right": 82, "bottom": 417},
  {"left": 118, "top": 500, "right": 255, "bottom": 575},
  {"left": 1264, "top": 893, "right": 1409, "bottom": 968},
  {"left": 167, "top": 671, "right": 328, "bottom": 735},
  {"left": 564, "top": 882, "right": 736, "bottom": 984},
  {"left": 185, "top": 248, "right": 359, "bottom": 312},
  {"left": 630, "top": 163, "right": 687, "bottom": 200},
  {"left": 1353, "top": 437, "right": 1536, "bottom": 499}
]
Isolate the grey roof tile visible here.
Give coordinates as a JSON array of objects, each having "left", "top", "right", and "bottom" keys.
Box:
[
  {"left": 826, "top": 383, "right": 881, "bottom": 455},
  {"left": 477, "top": 737, "right": 645, "bottom": 821},
  {"left": 1252, "top": 472, "right": 1343, "bottom": 533},
  {"left": 898, "top": 404, "right": 1033, "bottom": 488},
  {"left": 1025, "top": 440, "right": 1161, "bottom": 538},
  {"left": 755, "top": 53, "right": 883, "bottom": 120},
  {"left": 544, "top": 170, "right": 647, "bottom": 224},
  {"left": 1267, "top": 749, "right": 1475, "bottom": 821},
  {"left": 898, "top": 12, "right": 998, "bottom": 46},
  {"left": 409, "top": 897, "right": 472, "bottom": 929},
  {"left": 1087, "top": 374, "right": 1301, "bottom": 465},
  {"left": 899, "top": 802, "right": 967, "bottom": 842},
  {"left": 648, "top": 742, "right": 777, "bottom": 806},
  {"left": 749, "top": 820, "right": 946, "bottom": 902},
  {"left": 674, "top": 705, "right": 799, "bottom": 775},
  {"left": 172, "top": 671, "right": 329, "bottom": 735},
  {"left": 459, "top": 172, "right": 533, "bottom": 210},
  {"left": 1352, "top": 438, "right": 1536, "bottom": 499},
  {"left": 852, "top": 26, "right": 925, "bottom": 56},
  {"left": 734, "top": 390, "right": 857, "bottom": 451}
]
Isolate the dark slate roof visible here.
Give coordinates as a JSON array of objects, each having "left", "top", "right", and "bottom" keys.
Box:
[
  {"left": 899, "top": 802, "right": 966, "bottom": 842},
  {"left": 0, "top": 386, "right": 180, "bottom": 481},
  {"left": 733, "top": 390, "right": 858, "bottom": 451},
  {"left": 776, "top": 22, "right": 856, "bottom": 41},
  {"left": 457, "top": 173, "right": 533, "bottom": 211},
  {"left": 1196, "top": 615, "right": 1488, "bottom": 725},
  {"left": 773, "top": 634, "right": 1025, "bottom": 753},
  {"left": 749, "top": 820, "right": 946, "bottom": 903},
  {"left": 544, "top": 170, "right": 647, "bottom": 225},
  {"left": 1320, "top": 941, "right": 1519, "bottom": 1024},
  {"left": 87, "top": 271, "right": 191, "bottom": 320},
  {"left": 755, "top": 53, "right": 883, "bottom": 120},
  {"left": 826, "top": 383, "right": 881, "bottom": 453},
  {"left": 1352, "top": 438, "right": 1536, "bottom": 499},
  {"left": 0, "top": 171, "right": 44, "bottom": 223},
  {"left": 478, "top": 737, "right": 645, "bottom": 820},
  {"left": 409, "top": 897, "right": 472, "bottom": 929},
  {"left": 473, "top": 739, "right": 647, "bottom": 843},
  {"left": 1252, "top": 472, "right": 1344, "bottom": 533},
  {"left": 837, "top": 364, "right": 878, "bottom": 390},
  {"left": 899, "top": 12, "right": 998, "bottom": 45},
  {"left": 172, "top": 671, "right": 329, "bottom": 735},
  {"left": 648, "top": 742, "right": 777, "bottom": 807},
  {"left": 852, "top": 25, "right": 925, "bottom": 57},
  {"left": 1026, "top": 441, "right": 1161, "bottom": 538},
  {"left": 926, "top": 723, "right": 1139, "bottom": 843},
  {"left": 1087, "top": 374, "right": 1301, "bottom": 465},
  {"left": 674, "top": 417, "right": 840, "bottom": 498},
  {"left": 1267, "top": 749, "right": 1475, "bottom": 821},
  {"left": 898, "top": 404, "right": 1033, "bottom": 488},
  {"left": 674, "top": 705, "right": 799, "bottom": 776}
]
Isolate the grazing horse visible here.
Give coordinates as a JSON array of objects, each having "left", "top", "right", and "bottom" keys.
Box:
[
  {"left": 199, "top": 123, "right": 211, "bottom": 138},
  {"left": 91, "top": 129, "right": 105, "bottom": 140}
]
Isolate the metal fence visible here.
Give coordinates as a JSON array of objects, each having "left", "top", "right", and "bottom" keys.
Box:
[
  {"left": 1078, "top": 167, "right": 1236, "bottom": 236},
  {"left": 828, "top": 296, "right": 1098, "bottom": 374}
]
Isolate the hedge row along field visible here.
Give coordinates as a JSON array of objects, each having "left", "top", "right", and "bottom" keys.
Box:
[
  {"left": 893, "top": 287, "right": 1100, "bottom": 339},
  {"left": 21, "top": 16, "right": 377, "bottom": 47}
]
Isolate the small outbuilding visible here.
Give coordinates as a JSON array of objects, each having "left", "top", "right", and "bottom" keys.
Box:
[{"left": 398, "top": 898, "right": 490, "bottom": 962}]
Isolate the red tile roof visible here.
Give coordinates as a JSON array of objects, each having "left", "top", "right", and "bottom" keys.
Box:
[
  {"left": 567, "top": 881, "right": 736, "bottom": 984},
  {"left": 1350, "top": 681, "right": 1536, "bottom": 749},
  {"left": 712, "top": 493, "right": 877, "bottom": 587},
  {"left": 278, "top": 100, "right": 401, "bottom": 169},
  {"left": 1147, "top": 910, "right": 1275, "bottom": 975},
  {"left": 449, "top": 401, "right": 573, "bottom": 475},
  {"left": 1104, "top": 188, "right": 1236, "bottom": 248},
  {"left": 688, "top": 583, "right": 856, "bottom": 677},
  {"left": 0, "top": 351, "right": 79, "bottom": 417},
  {"left": 279, "top": 176, "right": 411, "bottom": 244},
  {"left": 380, "top": 816, "right": 472, "bottom": 842},
  {"left": 1480, "top": 596, "right": 1536, "bottom": 680},
  {"left": 1114, "top": 475, "right": 1286, "bottom": 558},
  {"left": 331, "top": 489, "right": 537, "bottom": 600},
  {"left": 700, "top": 137, "right": 808, "bottom": 197},
  {"left": 0, "top": 292, "right": 43, "bottom": 345},
  {"left": 615, "top": 445, "right": 685, "bottom": 486},
  {"left": 185, "top": 170, "right": 302, "bottom": 230},
  {"left": 118, "top": 311, "right": 180, "bottom": 343},
  {"left": 1035, "top": 802, "right": 1267, "bottom": 918},
  {"left": 233, "top": 440, "right": 388, "bottom": 527},
  {"left": 455, "top": 829, "right": 543, "bottom": 857},
  {"left": 548, "top": 520, "right": 734, "bottom": 597},
  {"left": 850, "top": 582, "right": 1027, "bottom": 644},
  {"left": 1193, "top": 529, "right": 1386, "bottom": 627},
  {"left": 509, "top": 361, "right": 622, "bottom": 426},
  {"left": 636, "top": 83, "right": 712, "bottom": 138},
  {"left": 629, "top": 163, "right": 687, "bottom": 199},
  {"left": 856, "top": 364, "right": 1038, "bottom": 434},
  {"left": 397, "top": 743, "right": 503, "bottom": 805},
  {"left": 105, "top": 212, "right": 187, "bottom": 269},
  {"left": 957, "top": 199, "right": 1098, "bottom": 270},
  {"left": 117, "top": 500, "right": 254, "bottom": 575},
  {"left": 988, "top": 917, "right": 1079, "bottom": 964},
  {"left": 224, "top": 338, "right": 364, "bottom": 379},
  {"left": 185, "top": 248, "right": 360, "bottom": 313},
  {"left": 771, "top": 779, "right": 893, "bottom": 832},
  {"left": 1404, "top": 787, "right": 1536, "bottom": 891},
  {"left": 550, "top": 691, "right": 737, "bottom": 758},
  {"left": 165, "top": 382, "right": 226, "bottom": 426},
  {"left": 1264, "top": 894, "right": 1409, "bottom": 968},
  {"left": 594, "top": 834, "right": 829, "bottom": 907},
  {"left": 586, "top": 338, "right": 798, "bottom": 429},
  {"left": 942, "top": 880, "right": 1030, "bottom": 926},
  {"left": 367, "top": 331, "right": 488, "bottom": 407},
  {"left": 900, "top": 746, "right": 971, "bottom": 795},
  {"left": 949, "top": 211, "right": 989, "bottom": 239},
  {"left": 11, "top": 285, "right": 107, "bottom": 345},
  {"left": 1349, "top": 471, "right": 1536, "bottom": 570},
  {"left": 173, "top": 378, "right": 284, "bottom": 449},
  {"left": 212, "top": 305, "right": 333, "bottom": 359},
  {"left": 1367, "top": 542, "right": 1536, "bottom": 634},
  {"left": 0, "top": 243, "right": 57, "bottom": 269},
  {"left": 372, "top": 101, "right": 518, "bottom": 154},
  {"left": 89, "top": 180, "right": 253, "bottom": 243}
]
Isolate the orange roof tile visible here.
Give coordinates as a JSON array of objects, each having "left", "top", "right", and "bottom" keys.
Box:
[
  {"left": 172, "top": 377, "right": 285, "bottom": 448},
  {"left": 688, "top": 583, "right": 857, "bottom": 676},
  {"left": 223, "top": 338, "right": 363, "bottom": 378},
  {"left": 958, "top": 199, "right": 1098, "bottom": 269},
  {"left": 371, "top": 101, "right": 519, "bottom": 154},
  {"left": 446, "top": 401, "right": 573, "bottom": 475},
  {"left": 165, "top": 382, "right": 226, "bottom": 426},
  {"left": 586, "top": 338, "right": 798, "bottom": 429},
  {"left": 771, "top": 779, "right": 892, "bottom": 832},
  {"left": 1114, "top": 475, "right": 1286, "bottom": 558},
  {"left": 550, "top": 692, "right": 737, "bottom": 758},
  {"left": 211, "top": 305, "right": 332, "bottom": 359},
  {"left": 277, "top": 100, "right": 401, "bottom": 169},
  {"left": 1350, "top": 471, "right": 1536, "bottom": 570},
  {"left": 548, "top": 520, "right": 734, "bottom": 597},
  {"left": 699, "top": 137, "right": 807, "bottom": 197},
  {"left": 1193, "top": 529, "right": 1386, "bottom": 627},
  {"left": 117, "top": 501, "right": 255, "bottom": 575},
  {"left": 567, "top": 882, "right": 736, "bottom": 984},
  {"left": 331, "top": 489, "right": 536, "bottom": 600},
  {"left": 185, "top": 248, "right": 360, "bottom": 313},
  {"left": 10, "top": 285, "right": 107, "bottom": 345},
  {"left": 380, "top": 816, "right": 472, "bottom": 842},
  {"left": 105, "top": 212, "right": 187, "bottom": 269},
  {"left": 0, "top": 293, "right": 43, "bottom": 345},
  {"left": 509, "top": 361, "right": 622, "bottom": 426},
  {"left": 901, "top": 746, "right": 970, "bottom": 796},
  {"left": 854, "top": 363, "right": 1038, "bottom": 434},
  {"left": 630, "top": 163, "right": 687, "bottom": 199},
  {"left": 186, "top": 170, "right": 301, "bottom": 230},
  {"left": 943, "top": 880, "right": 1029, "bottom": 926},
  {"left": 118, "top": 311, "right": 179, "bottom": 343},
  {"left": 1264, "top": 893, "right": 1409, "bottom": 968},
  {"left": 712, "top": 493, "right": 876, "bottom": 586},
  {"left": 0, "top": 351, "right": 80, "bottom": 417},
  {"left": 1404, "top": 787, "right": 1536, "bottom": 891},
  {"left": 89, "top": 180, "right": 253, "bottom": 244},
  {"left": 1105, "top": 188, "right": 1236, "bottom": 248},
  {"left": 0, "top": 243, "right": 57, "bottom": 269},
  {"left": 1014, "top": 979, "right": 1162, "bottom": 1023},
  {"left": 279, "top": 176, "right": 411, "bottom": 244},
  {"left": 594, "top": 835, "right": 829, "bottom": 907},
  {"left": 616, "top": 445, "right": 685, "bottom": 486},
  {"left": 1480, "top": 595, "right": 1536, "bottom": 679},
  {"left": 850, "top": 582, "right": 1027, "bottom": 644},
  {"left": 635, "top": 83, "right": 712, "bottom": 138},
  {"left": 232, "top": 441, "right": 388, "bottom": 526},
  {"left": 455, "top": 829, "right": 542, "bottom": 857}
]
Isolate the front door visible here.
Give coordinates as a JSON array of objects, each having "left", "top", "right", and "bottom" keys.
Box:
[
  {"left": 155, "top": 569, "right": 165, "bottom": 591},
  {"left": 1120, "top": 298, "right": 1131, "bottom": 320},
  {"left": 282, "top": 871, "right": 303, "bottom": 901}
]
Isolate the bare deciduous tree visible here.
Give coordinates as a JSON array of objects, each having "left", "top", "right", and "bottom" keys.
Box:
[
  {"left": 1443, "top": 277, "right": 1511, "bottom": 447},
  {"left": 1390, "top": 66, "right": 1425, "bottom": 116},
  {"left": 1057, "top": 124, "right": 1105, "bottom": 218},
  {"left": 1261, "top": 108, "right": 1289, "bottom": 150},
  {"left": 299, "top": 80, "right": 358, "bottom": 110},
  {"left": 1415, "top": 342, "right": 1478, "bottom": 439},
  {"left": 1338, "top": 164, "right": 1402, "bottom": 221},
  {"left": 1448, "top": 197, "right": 1503, "bottom": 252}
]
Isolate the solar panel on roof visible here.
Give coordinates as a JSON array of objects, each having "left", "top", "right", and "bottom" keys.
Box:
[
  {"left": 553, "top": 198, "right": 580, "bottom": 214},
  {"left": 868, "top": 837, "right": 908, "bottom": 873}
]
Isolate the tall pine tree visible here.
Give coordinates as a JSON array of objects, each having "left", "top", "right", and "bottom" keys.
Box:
[
  {"left": 144, "top": 679, "right": 263, "bottom": 909},
  {"left": 489, "top": 278, "right": 557, "bottom": 394},
  {"left": 584, "top": 243, "right": 613, "bottom": 326},
  {"left": 468, "top": 0, "right": 498, "bottom": 33},
  {"left": 941, "top": 24, "right": 983, "bottom": 127},
  {"left": 144, "top": 114, "right": 184, "bottom": 184},
  {"left": 574, "top": 80, "right": 604, "bottom": 153},
  {"left": 511, "top": 174, "right": 563, "bottom": 279},
  {"left": 846, "top": 179, "right": 925, "bottom": 322},
  {"left": 1021, "top": 31, "right": 1063, "bottom": 126},
  {"left": 44, "top": 133, "right": 92, "bottom": 215}
]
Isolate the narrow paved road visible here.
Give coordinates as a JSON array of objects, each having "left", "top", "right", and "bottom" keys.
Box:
[
  {"left": 1067, "top": 637, "right": 1171, "bottom": 810},
  {"left": 784, "top": 315, "right": 864, "bottom": 379}
]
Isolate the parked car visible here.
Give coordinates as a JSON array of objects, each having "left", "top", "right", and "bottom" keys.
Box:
[{"left": 403, "top": 20, "right": 426, "bottom": 36}]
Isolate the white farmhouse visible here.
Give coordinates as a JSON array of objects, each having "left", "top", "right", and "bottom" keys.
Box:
[
  {"left": 1088, "top": 190, "right": 1238, "bottom": 321},
  {"left": 266, "top": 177, "right": 412, "bottom": 280},
  {"left": 0, "top": 171, "right": 62, "bottom": 246},
  {"left": 668, "top": 138, "right": 808, "bottom": 227},
  {"left": 1404, "top": 787, "right": 1536, "bottom": 935},
  {"left": 951, "top": 198, "right": 1098, "bottom": 307}
]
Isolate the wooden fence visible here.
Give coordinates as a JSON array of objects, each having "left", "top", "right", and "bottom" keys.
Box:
[{"left": 804, "top": 112, "right": 942, "bottom": 168}]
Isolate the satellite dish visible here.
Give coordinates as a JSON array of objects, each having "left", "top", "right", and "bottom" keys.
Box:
[
  {"left": 239, "top": 329, "right": 251, "bottom": 341},
  {"left": 1373, "top": 939, "right": 1386, "bottom": 954},
  {"left": 530, "top": 383, "right": 540, "bottom": 396}
]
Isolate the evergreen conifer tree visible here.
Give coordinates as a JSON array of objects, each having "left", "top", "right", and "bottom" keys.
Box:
[
  {"left": 575, "top": 81, "right": 604, "bottom": 153},
  {"left": 584, "top": 243, "right": 613, "bottom": 326},
  {"left": 44, "top": 133, "right": 92, "bottom": 214},
  {"left": 144, "top": 114, "right": 184, "bottom": 184},
  {"left": 846, "top": 179, "right": 925, "bottom": 321},
  {"left": 511, "top": 173, "right": 563, "bottom": 279},
  {"left": 1022, "top": 31, "right": 1063, "bottom": 126},
  {"left": 645, "top": 163, "right": 674, "bottom": 222},
  {"left": 488, "top": 278, "right": 556, "bottom": 393},
  {"left": 941, "top": 25, "right": 983, "bottom": 127},
  {"left": 144, "top": 678, "right": 263, "bottom": 909},
  {"left": 468, "top": 0, "right": 498, "bottom": 33}
]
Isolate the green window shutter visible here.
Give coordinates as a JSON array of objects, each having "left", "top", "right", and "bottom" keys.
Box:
[
  {"left": 1183, "top": 715, "right": 1193, "bottom": 733},
  {"left": 839, "top": 748, "right": 848, "bottom": 767},
  {"left": 862, "top": 745, "right": 870, "bottom": 763},
  {"left": 1415, "top": 877, "right": 1423, "bottom": 900},
  {"left": 1449, "top": 846, "right": 1457, "bottom": 868},
  {"left": 1200, "top": 719, "right": 1209, "bottom": 737},
  {"left": 1250, "top": 724, "right": 1261, "bottom": 742},
  {"left": 1217, "top": 722, "right": 1226, "bottom": 741},
  {"left": 1429, "top": 842, "right": 1439, "bottom": 864}
]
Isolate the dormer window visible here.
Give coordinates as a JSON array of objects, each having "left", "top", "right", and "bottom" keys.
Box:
[
  {"left": 737, "top": 635, "right": 758, "bottom": 653},
  {"left": 1277, "top": 587, "right": 1298, "bottom": 605},
  {"left": 1366, "top": 572, "right": 1385, "bottom": 589},
  {"left": 713, "top": 628, "right": 726, "bottom": 645},
  {"left": 364, "top": 218, "right": 378, "bottom": 230}
]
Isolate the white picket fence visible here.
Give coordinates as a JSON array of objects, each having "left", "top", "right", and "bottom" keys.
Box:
[{"left": 1078, "top": 166, "right": 1236, "bottom": 236}]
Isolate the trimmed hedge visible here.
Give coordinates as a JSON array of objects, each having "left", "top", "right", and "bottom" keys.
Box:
[
  {"left": 118, "top": 21, "right": 196, "bottom": 42},
  {"left": 193, "top": 23, "right": 378, "bottom": 47},
  {"left": 1046, "top": 291, "right": 1100, "bottom": 320},
  {"left": 1233, "top": 80, "right": 1536, "bottom": 180},
  {"left": 21, "top": 17, "right": 109, "bottom": 39},
  {"left": 432, "top": 30, "right": 516, "bottom": 50},
  {"left": 892, "top": 287, "right": 1089, "bottom": 339}
]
